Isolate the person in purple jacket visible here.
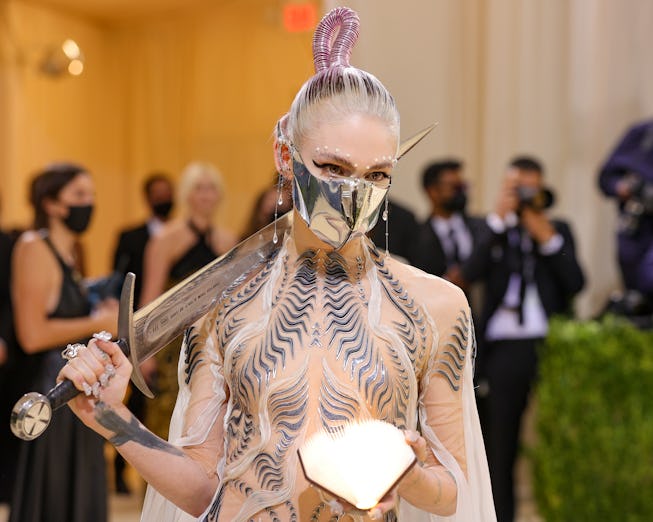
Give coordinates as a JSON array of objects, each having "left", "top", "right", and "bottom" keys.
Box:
[{"left": 599, "top": 119, "right": 653, "bottom": 308}]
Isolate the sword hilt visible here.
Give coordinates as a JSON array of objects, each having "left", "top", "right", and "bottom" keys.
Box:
[
  {"left": 10, "top": 339, "right": 131, "bottom": 441},
  {"left": 10, "top": 273, "right": 154, "bottom": 441}
]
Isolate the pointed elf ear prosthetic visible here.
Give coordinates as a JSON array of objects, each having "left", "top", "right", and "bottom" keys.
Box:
[
  {"left": 274, "top": 118, "right": 294, "bottom": 178},
  {"left": 278, "top": 142, "right": 293, "bottom": 175}
]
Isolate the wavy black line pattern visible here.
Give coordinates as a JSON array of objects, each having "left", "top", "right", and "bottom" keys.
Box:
[
  {"left": 323, "top": 252, "right": 390, "bottom": 399},
  {"left": 208, "top": 243, "right": 433, "bottom": 519},
  {"left": 255, "top": 371, "right": 308, "bottom": 491},
  {"left": 368, "top": 248, "right": 432, "bottom": 426},
  {"left": 235, "top": 251, "right": 316, "bottom": 396},
  {"left": 182, "top": 325, "right": 202, "bottom": 385},
  {"left": 318, "top": 362, "right": 360, "bottom": 431},
  {"left": 369, "top": 246, "right": 430, "bottom": 377},
  {"left": 434, "top": 309, "right": 470, "bottom": 392}
]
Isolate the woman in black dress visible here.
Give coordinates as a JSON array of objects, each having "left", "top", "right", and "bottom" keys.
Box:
[
  {"left": 139, "top": 161, "right": 237, "bottom": 306},
  {"left": 9, "top": 163, "right": 118, "bottom": 522},
  {"left": 139, "top": 161, "right": 237, "bottom": 439}
]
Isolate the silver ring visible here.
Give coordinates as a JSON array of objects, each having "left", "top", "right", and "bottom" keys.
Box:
[
  {"left": 93, "top": 331, "right": 112, "bottom": 342},
  {"left": 61, "top": 343, "right": 84, "bottom": 361},
  {"left": 92, "top": 382, "right": 101, "bottom": 399}
]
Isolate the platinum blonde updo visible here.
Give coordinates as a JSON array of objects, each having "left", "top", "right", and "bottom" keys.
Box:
[{"left": 279, "top": 7, "right": 399, "bottom": 148}]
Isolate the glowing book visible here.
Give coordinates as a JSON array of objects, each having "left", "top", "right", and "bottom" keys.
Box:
[{"left": 298, "top": 420, "right": 417, "bottom": 510}]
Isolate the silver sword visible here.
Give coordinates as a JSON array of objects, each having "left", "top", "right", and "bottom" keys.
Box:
[
  {"left": 10, "top": 212, "right": 293, "bottom": 441},
  {"left": 9, "top": 123, "right": 436, "bottom": 441}
]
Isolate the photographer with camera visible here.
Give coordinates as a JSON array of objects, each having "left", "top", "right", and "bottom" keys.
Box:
[
  {"left": 463, "top": 156, "right": 585, "bottom": 522},
  {"left": 599, "top": 119, "right": 653, "bottom": 315}
]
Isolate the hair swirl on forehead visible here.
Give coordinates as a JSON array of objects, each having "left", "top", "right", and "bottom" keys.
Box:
[
  {"left": 312, "top": 7, "right": 360, "bottom": 72},
  {"left": 278, "top": 7, "right": 399, "bottom": 149}
]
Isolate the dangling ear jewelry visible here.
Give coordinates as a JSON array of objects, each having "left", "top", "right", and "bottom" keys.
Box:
[
  {"left": 382, "top": 194, "right": 389, "bottom": 257},
  {"left": 273, "top": 118, "right": 291, "bottom": 245},
  {"left": 273, "top": 171, "right": 284, "bottom": 245}
]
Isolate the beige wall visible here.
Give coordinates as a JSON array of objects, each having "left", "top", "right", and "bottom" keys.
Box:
[
  {"left": 0, "top": 0, "right": 126, "bottom": 273},
  {"left": 329, "top": 0, "right": 653, "bottom": 317},
  {"left": 4, "top": 0, "right": 653, "bottom": 316},
  {"left": 0, "top": 0, "right": 316, "bottom": 276}
]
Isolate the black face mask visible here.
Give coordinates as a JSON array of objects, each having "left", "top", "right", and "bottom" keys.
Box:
[
  {"left": 63, "top": 205, "right": 94, "bottom": 234},
  {"left": 443, "top": 189, "right": 468, "bottom": 213},
  {"left": 152, "top": 201, "right": 174, "bottom": 219}
]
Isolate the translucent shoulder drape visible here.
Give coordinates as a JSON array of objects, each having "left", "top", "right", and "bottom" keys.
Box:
[
  {"left": 397, "top": 264, "right": 496, "bottom": 522},
  {"left": 141, "top": 303, "right": 228, "bottom": 522}
]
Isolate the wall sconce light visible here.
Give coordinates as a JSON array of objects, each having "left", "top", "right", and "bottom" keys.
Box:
[{"left": 40, "top": 39, "right": 85, "bottom": 77}]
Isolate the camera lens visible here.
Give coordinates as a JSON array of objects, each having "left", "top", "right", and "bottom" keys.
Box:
[{"left": 517, "top": 186, "right": 555, "bottom": 211}]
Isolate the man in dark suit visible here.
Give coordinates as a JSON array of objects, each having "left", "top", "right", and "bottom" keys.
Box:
[
  {"left": 111, "top": 172, "right": 174, "bottom": 493},
  {"left": 463, "top": 156, "right": 585, "bottom": 522},
  {"left": 113, "top": 173, "right": 174, "bottom": 307},
  {"left": 412, "top": 159, "right": 484, "bottom": 295}
]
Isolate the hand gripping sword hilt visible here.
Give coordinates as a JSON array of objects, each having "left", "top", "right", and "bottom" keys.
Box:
[
  {"left": 9, "top": 337, "right": 130, "bottom": 441},
  {"left": 10, "top": 273, "right": 154, "bottom": 441}
]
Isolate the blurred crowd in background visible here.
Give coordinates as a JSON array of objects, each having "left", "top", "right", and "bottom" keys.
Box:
[{"left": 0, "top": 117, "right": 651, "bottom": 522}]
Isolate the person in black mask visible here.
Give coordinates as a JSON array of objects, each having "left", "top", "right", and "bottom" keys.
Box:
[
  {"left": 412, "top": 159, "right": 485, "bottom": 295},
  {"left": 10, "top": 162, "right": 118, "bottom": 522},
  {"left": 110, "top": 172, "right": 174, "bottom": 494},
  {"left": 113, "top": 173, "right": 174, "bottom": 308}
]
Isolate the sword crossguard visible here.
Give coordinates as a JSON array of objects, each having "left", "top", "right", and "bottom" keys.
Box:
[{"left": 118, "top": 273, "right": 154, "bottom": 400}]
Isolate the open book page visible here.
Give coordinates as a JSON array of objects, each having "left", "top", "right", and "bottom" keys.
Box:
[{"left": 298, "top": 420, "right": 417, "bottom": 509}]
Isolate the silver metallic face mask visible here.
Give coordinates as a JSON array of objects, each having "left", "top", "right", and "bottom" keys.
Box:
[{"left": 290, "top": 150, "right": 390, "bottom": 249}]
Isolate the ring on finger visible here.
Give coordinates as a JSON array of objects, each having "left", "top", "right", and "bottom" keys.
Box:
[
  {"left": 92, "top": 345, "right": 110, "bottom": 362},
  {"left": 98, "top": 362, "right": 117, "bottom": 388},
  {"left": 93, "top": 331, "right": 112, "bottom": 342},
  {"left": 62, "top": 343, "right": 84, "bottom": 361}
]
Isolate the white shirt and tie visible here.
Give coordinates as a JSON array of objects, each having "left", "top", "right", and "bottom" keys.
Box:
[
  {"left": 483, "top": 212, "right": 564, "bottom": 341},
  {"left": 429, "top": 213, "right": 473, "bottom": 267}
]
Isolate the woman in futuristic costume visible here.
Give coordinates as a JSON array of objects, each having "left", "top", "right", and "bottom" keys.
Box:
[{"left": 58, "top": 7, "right": 495, "bottom": 521}]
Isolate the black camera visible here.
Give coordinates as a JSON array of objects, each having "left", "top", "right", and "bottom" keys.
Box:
[
  {"left": 516, "top": 186, "right": 555, "bottom": 211},
  {"left": 631, "top": 179, "right": 653, "bottom": 215},
  {"left": 620, "top": 179, "right": 653, "bottom": 234}
]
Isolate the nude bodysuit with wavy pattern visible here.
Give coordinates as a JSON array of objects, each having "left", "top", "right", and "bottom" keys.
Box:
[{"left": 169, "top": 233, "right": 471, "bottom": 522}]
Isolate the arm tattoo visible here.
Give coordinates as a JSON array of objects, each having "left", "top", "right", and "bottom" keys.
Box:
[{"left": 95, "top": 401, "right": 184, "bottom": 456}]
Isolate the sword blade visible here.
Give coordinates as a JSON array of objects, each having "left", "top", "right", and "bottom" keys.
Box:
[{"left": 123, "top": 211, "right": 292, "bottom": 396}]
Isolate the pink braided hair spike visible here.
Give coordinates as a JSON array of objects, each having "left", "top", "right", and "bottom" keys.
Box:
[{"left": 312, "top": 7, "right": 360, "bottom": 72}]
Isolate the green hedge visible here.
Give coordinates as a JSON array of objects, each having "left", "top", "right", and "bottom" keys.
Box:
[{"left": 531, "top": 316, "right": 653, "bottom": 521}]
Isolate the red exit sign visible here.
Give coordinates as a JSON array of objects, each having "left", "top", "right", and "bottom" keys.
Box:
[{"left": 283, "top": 3, "right": 317, "bottom": 32}]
